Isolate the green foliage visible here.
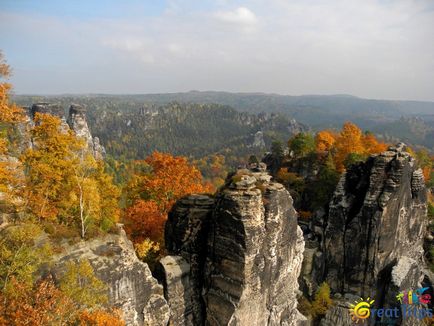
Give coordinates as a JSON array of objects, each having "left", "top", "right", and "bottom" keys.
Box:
[
  {"left": 271, "top": 140, "right": 284, "bottom": 160},
  {"left": 248, "top": 155, "right": 259, "bottom": 164},
  {"left": 59, "top": 260, "right": 108, "bottom": 308},
  {"left": 428, "top": 202, "right": 434, "bottom": 219},
  {"left": 288, "top": 132, "right": 315, "bottom": 158},
  {"left": 0, "top": 224, "right": 52, "bottom": 291},
  {"left": 343, "top": 152, "right": 367, "bottom": 168},
  {"left": 309, "top": 154, "right": 340, "bottom": 210}
]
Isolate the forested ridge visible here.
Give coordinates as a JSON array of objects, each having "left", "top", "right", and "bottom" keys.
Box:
[{"left": 14, "top": 92, "right": 434, "bottom": 151}]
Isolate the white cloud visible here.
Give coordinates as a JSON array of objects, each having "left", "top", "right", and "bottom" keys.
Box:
[{"left": 214, "top": 7, "right": 257, "bottom": 25}]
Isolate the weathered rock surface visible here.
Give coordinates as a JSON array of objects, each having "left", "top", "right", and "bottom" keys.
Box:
[
  {"left": 67, "top": 104, "right": 105, "bottom": 159},
  {"left": 162, "top": 165, "right": 306, "bottom": 325},
  {"left": 252, "top": 130, "right": 265, "bottom": 148},
  {"left": 31, "top": 102, "right": 65, "bottom": 119},
  {"left": 52, "top": 225, "right": 169, "bottom": 326},
  {"left": 323, "top": 144, "right": 427, "bottom": 296}
]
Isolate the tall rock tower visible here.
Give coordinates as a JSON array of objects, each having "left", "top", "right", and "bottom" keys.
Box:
[
  {"left": 67, "top": 104, "right": 105, "bottom": 160},
  {"left": 159, "top": 164, "right": 306, "bottom": 325}
]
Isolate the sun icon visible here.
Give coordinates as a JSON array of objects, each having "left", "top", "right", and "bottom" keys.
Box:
[{"left": 349, "top": 297, "right": 375, "bottom": 323}]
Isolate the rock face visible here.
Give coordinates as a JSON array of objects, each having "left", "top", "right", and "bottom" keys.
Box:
[
  {"left": 67, "top": 104, "right": 105, "bottom": 160},
  {"left": 303, "top": 144, "right": 428, "bottom": 325},
  {"left": 31, "top": 103, "right": 65, "bottom": 119},
  {"left": 161, "top": 165, "right": 306, "bottom": 325},
  {"left": 252, "top": 130, "right": 266, "bottom": 148},
  {"left": 52, "top": 226, "right": 169, "bottom": 326},
  {"left": 323, "top": 144, "right": 427, "bottom": 296}
]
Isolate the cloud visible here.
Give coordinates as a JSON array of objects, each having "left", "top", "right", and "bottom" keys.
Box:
[
  {"left": 214, "top": 7, "right": 257, "bottom": 25},
  {"left": 101, "top": 38, "right": 155, "bottom": 64},
  {"left": 1, "top": 0, "right": 434, "bottom": 100}
]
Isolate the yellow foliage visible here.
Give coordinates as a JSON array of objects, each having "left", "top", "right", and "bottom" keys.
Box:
[
  {"left": 315, "top": 130, "right": 337, "bottom": 152},
  {"left": 59, "top": 260, "right": 108, "bottom": 308},
  {"left": 311, "top": 282, "right": 333, "bottom": 318},
  {"left": 77, "top": 308, "right": 125, "bottom": 326}
]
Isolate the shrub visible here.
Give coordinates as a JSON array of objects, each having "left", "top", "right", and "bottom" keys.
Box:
[{"left": 311, "top": 282, "right": 333, "bottom": 319}]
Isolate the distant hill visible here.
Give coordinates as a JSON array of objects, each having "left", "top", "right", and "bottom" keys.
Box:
[
  {"left": 13, "top": 91, "right": 434, "bottom": 151},
  {"left": 12, "top": 98, "right": 306, "bottom": 162}
]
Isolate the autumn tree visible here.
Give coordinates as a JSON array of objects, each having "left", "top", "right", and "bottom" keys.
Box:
[
  {"left": 330, "top": 122, "right": 387, "bottom": 172},
  {"left": 124, "top": 200, "right": 165, "bottom": 243},
  {"left": 333, "top": 122, "right": 364, "bottom": 171},
  {"left": 311, "top": 282, "right": 333, "bottom": 319},
  {"left": 0, "top": 51, "right": 25, "bottom": 215},
  {"left": 22, "top": 113, "right": 120, "bottom": 237},
  {"left": 76, "top": 309, "right": 125, "bottom": 326},
  {"left": 193, "top": 154, "right": 227, "bottom": 189},
  {"left": 0, "top": 224, "right": 51, "bottom": 292},
  {"left": 0, "top": 51, "right": 24, "bottom": 124},
  {"left": 59, "top": 260, "right": 108, "bottom": 308},
  {"left": 21, "top": 113, "right": 84, "bottom": 221},
  {"left": 0, "top": 276, "right": 75, "bottom": 326},
  {"left": 416, "top": 149, "right": 433, "bottom": 184},
  {"left": 362, "top": 131, "right": 387, "bottom": 154},
  {"left": 315, "top": 130, "right": 337, "bottom": 152},
  {"left": 124, "top": 152, "right": 212, "bottom": 244}
]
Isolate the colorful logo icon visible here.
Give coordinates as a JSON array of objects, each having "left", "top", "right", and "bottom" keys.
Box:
[
  {"left": 349, "top": 297, "right": 375, "bottom": 323},
  {"left": 396, "top": 287, "right": 431, "bottom": 305}
]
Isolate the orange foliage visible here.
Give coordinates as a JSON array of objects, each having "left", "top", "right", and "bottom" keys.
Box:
[
  {"left": 322, "top": 122, "right": 387, "bottom": 172},
  {"left": 124, "top": 200, "right": 165, "bottom": 243},
  {"left": 315, "top": 130, "right": 337, "bottom": 152},
  {"left": 77, "top": 309, "right": 125, "bottom": 326},
  {"left": 299, "top": 210, "right": 313, "bottom": 220},
  {"left": 0, "top": 276, "right": 74, "bottom": 326},
  {"left": 139, "top": 152, "right": 213, "bottom": 210},
  {"left": 362, "top": 133, "right": 387, "bottom": 154},
  {"left": 0, "top": 52, "right": 24, "bottom": 124},
  {"left": 0, "top": 52, "right": 25, "bottom": 212},
  {"left": 423, "top": 166, "right": 432, "bottom": 182},
  {"left": 124, "top": 152, "right": 212, "bottom": 243},
  {"left": 334, "top": 122, "right": 364, "bottom": 171}
]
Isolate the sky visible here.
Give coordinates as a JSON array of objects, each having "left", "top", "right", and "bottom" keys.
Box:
[{"left": 1, "top": 0, "right": 434, "bottom": 101}]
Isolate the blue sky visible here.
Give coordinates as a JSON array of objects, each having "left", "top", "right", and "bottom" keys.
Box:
[{"left": 1, "top": 0, "right": 433, "bottom": 101}]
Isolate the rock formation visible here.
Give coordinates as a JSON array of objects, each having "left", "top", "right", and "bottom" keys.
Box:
[
  {"left": 252, "top": 130, "right": 266, "bottom": 148},
  {"left": 303, "top": 144, "right": 428, "bottom": 325},
  {"left": 67, "top": 104, "right": 105, "bottom": 160},
  {"left": 31, "top": 103, "right": 65, "bottom": 119},
  {"left": 52, "top": 225, "right": 170, "bottom": 326},
  {"left": 159, "top": 164, "right": 306, "bottom": 325},
  {"left": 323, "top": 144, "right": 427, "bottom": 295}
]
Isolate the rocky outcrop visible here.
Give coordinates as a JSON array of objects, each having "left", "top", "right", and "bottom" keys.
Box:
[
  {"left": 67, "top": 104, "right": 105, "bottom": 160},
  {"left": 161, "top": 164, "right": 306, "bottom": 325},
  {"left": 252, "top": 131, "right": 265, "bottom": 148},
  {"left": 302, "top": 144, "right": 428, "bottom": 325},
  {"left": 26, "top": 103, "right": 105, "bottom": 160},
  {"left": 31, "top": 103, "right": 65, "bottom": 119},
  {"left": 52, "top": 225, "right": 169, "bottom": 326},
  {"left": 322, "top": 144, "right": 427, "bottom": 296}
]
